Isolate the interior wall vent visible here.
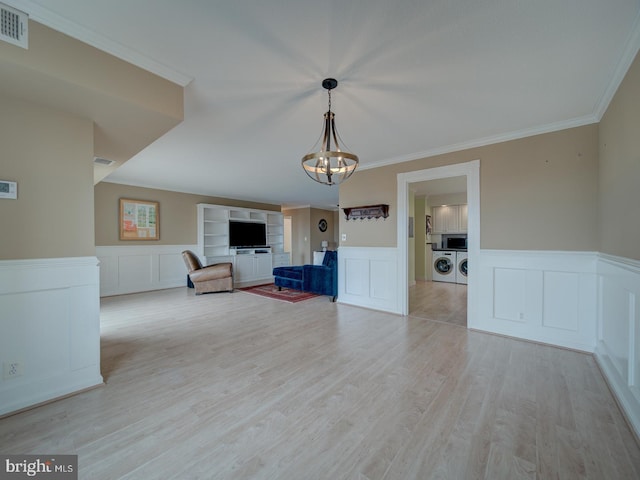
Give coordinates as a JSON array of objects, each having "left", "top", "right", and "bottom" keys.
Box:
[
  {"left": 0, "top": 2, "right": 28, "bottom": 49},
  {"left": 93, "top": 157, "right": 115, "bottom": 167}
]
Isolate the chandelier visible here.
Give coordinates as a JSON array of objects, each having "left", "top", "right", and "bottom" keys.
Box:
[{"left": 301, "top": 78, "right": 359, "bottom": 186}]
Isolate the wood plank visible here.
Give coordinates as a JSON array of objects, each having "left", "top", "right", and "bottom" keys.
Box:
[{"left": 0, "top": 287, "right": 638, "bottom": 479}]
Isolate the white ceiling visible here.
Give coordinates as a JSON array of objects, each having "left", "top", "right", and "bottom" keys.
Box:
[
  {"left": 412, "top": 176, "right": 467, "bottom": 197},
  {"left": 10, "top": 0, "right": 640, "bottom": 209}
]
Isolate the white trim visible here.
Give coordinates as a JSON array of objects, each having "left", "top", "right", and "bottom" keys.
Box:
[
  {"left": 361, "top": 118, "right": 596, "bottom": 171},
  {"left": 396, "top": 160, "right": 480, "bottom": 323},
  {"left": 595, "top": 253, "right": 640, "bottom": 438},
  {"left": 598, "top": 252, "right": 640, "bottom": 272},
  {"left": 5, "top": 0, "right": 193, "bottom": 86},
  {"left": 593, "top": 10, "right": 640, "bottom": 120}
]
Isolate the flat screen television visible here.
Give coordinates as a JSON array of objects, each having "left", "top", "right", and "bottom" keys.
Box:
[{"left": 229, "top": 221, "right": 267, "bottom": 248}]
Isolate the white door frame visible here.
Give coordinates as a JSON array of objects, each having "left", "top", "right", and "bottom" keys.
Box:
[{"left": 396, "top": 160, "right": 480, "bottom": 327}]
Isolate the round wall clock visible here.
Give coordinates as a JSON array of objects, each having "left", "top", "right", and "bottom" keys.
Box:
[{"left": 318, "top": 218, "right": 328, "bottom": 232}]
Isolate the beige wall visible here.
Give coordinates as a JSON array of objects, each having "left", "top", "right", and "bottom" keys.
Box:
[
  {"left": 599, "top": 51, "right": 640, "bottom": 260},
  {"left": 0, "top": 95, "right": 94, "bottom": 260},
  {"left": 0, "top": 22, "right": 184, "bottom": 184},
  {"left": 340, "top": 124, "right": 599, "bottom": 251},
  {"left": 95, "top": 182, "right": 279, "bottom": 246},
  {"left": 283, "top": 207, "right": 311, "bottom": 265},
  {"left": 282, "top": 207, "right": 337, "bottom": 265},
  {"left": 310, "top": 208, "right": 337, "bottom": 252}
]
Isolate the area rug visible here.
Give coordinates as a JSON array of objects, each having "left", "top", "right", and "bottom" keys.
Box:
[{"left": 239, "top": 283, "right": 319, "bottom": 303}]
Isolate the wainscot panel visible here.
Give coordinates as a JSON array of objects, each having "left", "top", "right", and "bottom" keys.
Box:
[
  {"left": 476, "top": 250, "right": 598, "bottom": 352},
  {"left": 0, "top": 257, "right": 103, "bottom": 416},
  {"left": 338, "top": 247, "right": 400, "bottom": 314},
  {"left": 595, "top": 254, "right": 640, "bottom": 440},
  {"left": 97, "top": 245, "right": 197, "bottom": 297}
]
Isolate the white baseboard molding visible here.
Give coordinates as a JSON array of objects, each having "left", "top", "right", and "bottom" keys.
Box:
[
  {"left": 97, "top": 245, "right": 196, "bottom": 297},
  {"left": 595, "top": 342, "right": 640, "bottom": 440},
  {"left": 0, "top": 256, "right": 103, "bottom": 416}
]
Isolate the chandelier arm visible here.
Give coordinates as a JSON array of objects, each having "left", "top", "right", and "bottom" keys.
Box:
[
  {"left": 330, "top": 117, "right": 341, "bottom": 152},
  {"left": 323, "top": 112, "right": 331, "bottom": 152}
]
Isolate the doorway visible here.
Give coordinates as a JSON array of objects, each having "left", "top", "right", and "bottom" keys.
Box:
[
  {"left": 396, "top": 160, "right": 480, "bottom": 329},
  {"left": 409, "top": 177, "right": 468, "bottom": 326}
]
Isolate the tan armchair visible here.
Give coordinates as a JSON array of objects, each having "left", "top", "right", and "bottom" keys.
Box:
[{"left": 182, "top": 250, "right": 233, "bottom": 295}]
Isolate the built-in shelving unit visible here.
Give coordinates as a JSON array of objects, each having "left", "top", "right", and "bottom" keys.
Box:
[
  {"left": 199, "top": 206, "right": 230, "bottom": 258},
  {"left": 197, "top": 204, "right": 289, "bottom": 286},
  {"left": 267, "top": 212, "right": 285, "bottom": 254}
]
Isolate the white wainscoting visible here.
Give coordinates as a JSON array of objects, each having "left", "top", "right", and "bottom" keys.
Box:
[
  {"left": 475, "top": 250, "right": 598, "bottom": 352},
  {"left": 338, "top": 247, "right": 400, "bottom": 314},
  {"left": 0, "top": 256, "right": 103, "bottom": 416},
  {"left": 97, "top": 245, "right": 196, "bottom": 297},
  {"left": 595, "top": 253, "right": 640, "bottom": 438}
]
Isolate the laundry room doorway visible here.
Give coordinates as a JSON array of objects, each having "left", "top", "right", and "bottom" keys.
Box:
[
  {"left": 409, "top": 177, "right": 468, "bottom": 326},
  {"left": 396, "top": 160, "right": 480, "bottom": 329}
]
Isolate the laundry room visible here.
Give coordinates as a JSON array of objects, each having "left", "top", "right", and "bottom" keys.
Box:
[{"left": 409, "top": 176, "right": 468, "bottom": 326}]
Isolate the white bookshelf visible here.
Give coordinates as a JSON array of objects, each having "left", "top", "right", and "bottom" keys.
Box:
[{"left": 196, "top": 204, "right": 289, "bottom": 285}]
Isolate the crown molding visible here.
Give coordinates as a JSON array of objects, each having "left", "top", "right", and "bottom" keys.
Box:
[
  {"left": 593, "top": 10, "right": 640, "bottom": 120},
  {"left": 5, "top": 0, "right": 193, "bottom": 87},
  {"left": 360, "top": 114, "right": 598, "bottom": 171}
]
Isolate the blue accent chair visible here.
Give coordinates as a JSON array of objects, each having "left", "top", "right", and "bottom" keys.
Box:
[{"left": 273, "top": 250, "right": 338, "bottom": 301}]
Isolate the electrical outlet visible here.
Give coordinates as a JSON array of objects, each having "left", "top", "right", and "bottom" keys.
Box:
[
  {"left": 3, "top": 361, "right": 23, "bottom": 379},
  {"left": 341, "top": 233, "right": 347, "bottom": 241}
]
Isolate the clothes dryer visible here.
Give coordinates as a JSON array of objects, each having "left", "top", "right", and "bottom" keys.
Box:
[
  {"left": 456, "top": 251, "right": 468, "bottom": 284},
  {"left": 432, "top": 251, "right": 456, "bottom": 283}
]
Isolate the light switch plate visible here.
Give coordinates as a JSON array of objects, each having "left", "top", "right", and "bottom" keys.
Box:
[{"left": 0, "top": 180, "right": 17, "bottom": 199}]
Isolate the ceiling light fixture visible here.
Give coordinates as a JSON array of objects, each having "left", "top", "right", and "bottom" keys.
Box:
[{"left": 301, "top": 78, "right": 359, "bottom": 186}]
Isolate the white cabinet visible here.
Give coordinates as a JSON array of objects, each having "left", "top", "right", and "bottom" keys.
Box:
[
  {"left": 432, "top": 204, "right": 467, "bottom": 233},
  {"left": 457, "top": 204, "right": 468, "bottom": 233},
  {"left": 234, "top": 253, "right": 272, "bottom": 283}
]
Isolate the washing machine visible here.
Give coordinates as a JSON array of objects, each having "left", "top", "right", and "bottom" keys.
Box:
[
  {"left": 432, "top": 251, "right": 457, "bottom": 283},
  {"left": 456, "top": 251, "right": 468, "bottom": 285}
]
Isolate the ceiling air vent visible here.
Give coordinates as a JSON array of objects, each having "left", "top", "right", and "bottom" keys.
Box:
[
  {"left": 0, "top": 2, "right": 28, "bottom": 49},
  {"left": 93, "top": 157, "right": 115, "bottom": 167}
]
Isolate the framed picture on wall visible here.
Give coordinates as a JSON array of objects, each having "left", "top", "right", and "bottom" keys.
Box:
[
  {"left": 426, "top": 214, "right": 432, "bottom": 234},
  {"left": 119, "top": 198, "right": 159, "bottom": 240}
]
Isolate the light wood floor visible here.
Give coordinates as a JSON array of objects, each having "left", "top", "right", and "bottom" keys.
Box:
[
  {"left": 1, "top": 287, "right": 639, "bottom": 479},
  {"left": 409, "top": 280, "right": 467, "bottom": 327}
]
